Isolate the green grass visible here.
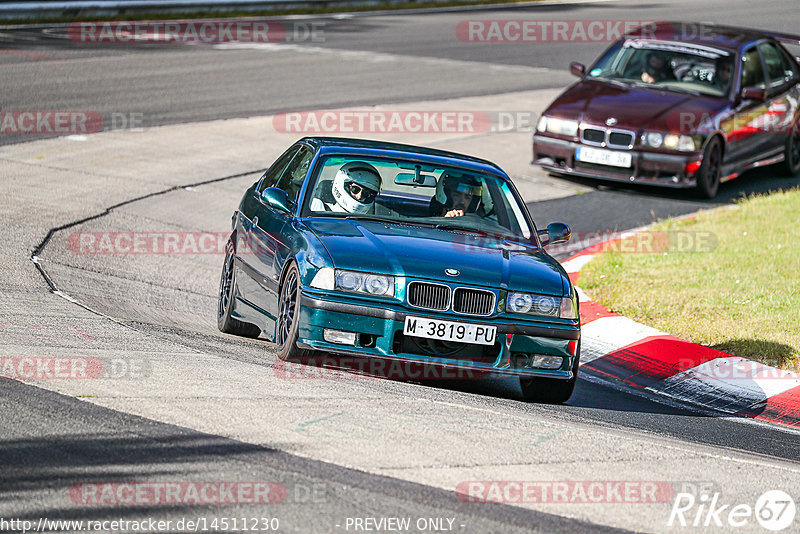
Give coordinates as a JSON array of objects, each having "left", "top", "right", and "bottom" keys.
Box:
[
  {"left": 580, "top": 188, "right": 800, "bottom": 370},
  {"left": 0, "top": 0, "right": 546, "bottom": 25}
]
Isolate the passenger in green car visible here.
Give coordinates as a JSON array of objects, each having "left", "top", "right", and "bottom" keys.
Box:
[{"left": 310, "top": 161, "right": 382, "bottom": 214}]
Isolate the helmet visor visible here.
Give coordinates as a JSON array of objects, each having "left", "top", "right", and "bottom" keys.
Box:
[{"left": 346, "top": 181, "right": 379, "bottom": 203}]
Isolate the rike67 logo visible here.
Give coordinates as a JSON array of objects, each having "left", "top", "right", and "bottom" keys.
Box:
[{"left": 669, "top": 490, "right": 796, "bottom": 531}]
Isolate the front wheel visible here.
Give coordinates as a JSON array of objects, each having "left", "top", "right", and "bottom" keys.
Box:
[
  {"left": 695, "top": 138, "right": 722, "bottom": 199},
  {"left": 276, "top": 263, "right": 312, "bottom": 362},
  {"left": 519, "top": 346, "right": 580, "bottom": 404},
  {"left": 781, "top": 120, "right": 800, "bottom": 176}
]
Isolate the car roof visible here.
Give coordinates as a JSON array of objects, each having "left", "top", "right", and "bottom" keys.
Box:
[
  {"left": 298, "top": 136, "right": 506, "bottom": 175},
  {"left": 626, "top": 21, "right": 779, "bottom": 52}
]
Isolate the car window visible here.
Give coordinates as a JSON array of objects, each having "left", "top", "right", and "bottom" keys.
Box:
[
  {"left": 586, "top": 39, "right": 733, "bottom": 97},
  {"left": 759, "top": 42, "right": 797, "bottom": 87},
  {"left": 741, "top": 46, "right": 766, "bottom": 89},
  {"left": 304, "top": 155, "right": 532, "bottom": 240},
  {"left": 256, "top": 145, "right": 300, "bottom": 194},
  {"left": 779, "top": 46, "right": 799, "bottom": 82},
  {"left": 275, "top": 146, "right": 314, "bottom": 202}
]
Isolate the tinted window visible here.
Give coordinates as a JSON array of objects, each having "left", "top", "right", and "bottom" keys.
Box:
[
  {"left": 779, "top": 47, "right": 799, "bottom": 81},
  {"left": 741, "top": 47, "right": 766, "bottom": 89},
  {"left": 256, "top": 146, "right": 300, "bottom": 194},
  {"left": 275, "top": 146, "right": 314, "bottom": 202},
  {"left": 759, "top": 42, "right": 797, "bottom": 87}
]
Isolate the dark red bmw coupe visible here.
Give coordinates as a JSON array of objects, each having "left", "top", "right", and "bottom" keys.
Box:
[{"left": 532, "top": 22, "right": 800, "bottom": 198}]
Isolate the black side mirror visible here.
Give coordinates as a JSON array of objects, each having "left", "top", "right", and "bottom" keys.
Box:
[
  {"left": 538, "top": 222, "right": 571, "bottom": 247},
  {"left": 260, "top": 187, "right": 294, "bottom": 213},
  {"left": 570, "top": 62, "right": 586, "bottom": 77},
  {"left": 741, "top": 86, "right": 766, "bottom": 101}
]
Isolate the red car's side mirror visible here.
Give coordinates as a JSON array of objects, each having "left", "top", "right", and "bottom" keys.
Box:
[
  {"left": 741, "top": 86, "right": 766, "bottom": 101},
  {"left": 570, "top": 62, "right": 586, "bottom": 77}
]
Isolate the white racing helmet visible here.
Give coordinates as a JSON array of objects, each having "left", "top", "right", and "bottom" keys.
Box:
[{"left": 332, "top": 161, "right": 382, "bottom": 214}]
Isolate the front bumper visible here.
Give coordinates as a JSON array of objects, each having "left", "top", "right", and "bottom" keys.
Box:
[
  {"left": 295, "top": 290, "right": 580, "bottom": 380},
  {"left": 533, "top": 134, "right": 702, "bottom": 188}
]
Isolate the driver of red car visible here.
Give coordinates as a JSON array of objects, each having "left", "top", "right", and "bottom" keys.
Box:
[{"left": 641, "top": 51, "right": 676, "bottom": 83}]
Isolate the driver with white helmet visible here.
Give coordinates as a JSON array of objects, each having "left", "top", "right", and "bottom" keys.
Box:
[{"left": 311, "top": 161, "right": 382, "bottom": 214}]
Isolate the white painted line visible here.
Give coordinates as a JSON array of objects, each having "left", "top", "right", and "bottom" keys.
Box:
[
  {"left": 560, "top": 253, "right": 594, "bottom": 274},
  {"left": 580, "top": 336, "right": 619, "bottom": 365},
  {"left": 581, "top": 315, "right": 665, "bottom": 352},
  {"left": 212, "top": 42, "right": 550, "bottom": 74}
]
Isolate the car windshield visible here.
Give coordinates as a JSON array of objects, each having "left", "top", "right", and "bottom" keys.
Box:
[
  {"left": 303, "top": 155, "right": 533, "bottom": 240},
  {"left": 588, "top": 39, "right": 735, "bottom": 97}
]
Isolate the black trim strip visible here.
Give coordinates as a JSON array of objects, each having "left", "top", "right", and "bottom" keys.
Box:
[
  {"left": 234, "top": 255, "right": 279, "bottom": 292},
  {"left": 301, "top": 295, "right": 403, "bottom": 321},
  {"left": 300, "top": 295, "right": 580, "bottom": 340}
]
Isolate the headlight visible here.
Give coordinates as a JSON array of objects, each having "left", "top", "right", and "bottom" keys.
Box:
[
  {"left": 507, "top": 292, "right": 577, "bottom": 319},
  {"left": 536, "top": 115, "right": 548, "bottom": 132},
  {"left": 642, "top": 132, "right": 696, "bottom": 151},
  {"left": 663, "top": 134, "right": 680, "bottom": 149},
  {"left": 310, "top": 267, "right": 394, "bottom": 297},
  {"left": 506, "top": 293, "right": 577, "bottom": 319},
  {"left": 678, "top": 135, "right": 696, "bottom": 151},
  {"left": 539, "top": 116, "right": 579, "bottom": 137},
  {"left": 645, "top": 132, "right": 664, "bottom": 148},
  {"left": 335, "top": 269, "right": 394, "bottom": 297}
]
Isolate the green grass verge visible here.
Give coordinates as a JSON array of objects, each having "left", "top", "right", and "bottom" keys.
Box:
[
  {"left": 580, "top": 188, "right": 800, "bottom": 370},
  {"left": 0, "top": 0, "right": 546, "bottom": 25}
]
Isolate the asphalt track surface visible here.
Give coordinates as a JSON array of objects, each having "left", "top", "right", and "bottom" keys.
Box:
[{"left": 2, "top": 0, "right": 800, "bottom": 532}]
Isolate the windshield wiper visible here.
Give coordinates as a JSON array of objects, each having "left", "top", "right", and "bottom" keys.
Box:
[
  {"left": 629, "top": 81, "right": 701, "bottom": 96},
  {"left": 591, "top": 77, "right": 630, "bottom": 90},
  {"left": 344, "top": 215, "right": 392, "bottom": 223},
  {"left": 345, "top": 216, "right": 438, "bottom": 229},
  {"left": 434, "top": 224, "right": 498, "bottom": 237}
]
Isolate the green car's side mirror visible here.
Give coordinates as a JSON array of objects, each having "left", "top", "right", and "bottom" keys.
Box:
[
  {"left": 538, "top": 222, "right": 571, "bottom": 247},
  {"left": 260, "top": 187, "right": 294, "bottom": 213}
]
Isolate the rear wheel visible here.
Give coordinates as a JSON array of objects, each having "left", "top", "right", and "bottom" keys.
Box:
[
  {"left": 276, "top": 263, "right": 313, "bottom": 362},
  {"left": 695, "top": 138, "right": 722, "bottom": 199},
  {"left": 218, "top": 243, "right": 261, "bottom": 338},
  {"left": 781, "top": 119, "right": 800, "bottom": 176},
  {"left": 519, "top": 345, "right": 580, "bottom": 404}
]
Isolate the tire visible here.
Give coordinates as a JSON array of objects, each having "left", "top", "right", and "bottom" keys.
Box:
[
  {"left": 275, "top": 262, "right": 313, "bottom": 362},
  {"left": 218, "top": 242, "right": 261, "bottom": 338},
  {"left": 781, "top": 119, "right": 800, "bottom": 176},
  {"left": 519, "top": 345, "right": 580, "bottom": 404},
  {"left": 695, "top": 137, "right": 722, "bottom": 199}
]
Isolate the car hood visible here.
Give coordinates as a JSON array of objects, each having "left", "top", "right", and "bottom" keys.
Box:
[
  {"left": 304, "top": 218, "right": 568, "bottom": 296},
  {"left": 546, "top": 79, "right": 728, "bottom": 132}
]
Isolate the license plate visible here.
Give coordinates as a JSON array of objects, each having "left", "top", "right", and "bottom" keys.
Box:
[
  {"left": 403, "top": 316, "right": 497, "bottom": 346},
  {"left": 576, "top": 146, "right": 632, "bottom": 168}
]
